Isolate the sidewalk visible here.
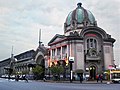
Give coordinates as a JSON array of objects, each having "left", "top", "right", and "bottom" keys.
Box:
[
  {"left": 80, "top": 80, "right": 111, "bottom": 84},
  {"left": 39, "top": 79, "right": 112, "bottom": 84}
]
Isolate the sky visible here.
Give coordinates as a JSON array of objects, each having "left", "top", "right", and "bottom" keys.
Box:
[{"left": 0, "top": 0, "right": 120, "bottom": 64}]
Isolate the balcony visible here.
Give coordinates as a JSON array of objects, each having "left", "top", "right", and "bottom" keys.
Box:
[{"left": 86, "top": 55, "right": 101, "bottom": 61}]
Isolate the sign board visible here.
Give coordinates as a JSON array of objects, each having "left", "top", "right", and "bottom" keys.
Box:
[
  {"left": 69, "top": 57, "right": 74, "bottom": 62},
  {"left": 108, "top": 65, "right": 115, "bottom": 70}
]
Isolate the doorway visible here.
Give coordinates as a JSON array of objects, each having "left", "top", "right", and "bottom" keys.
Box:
[
  {"left": 36, "top": 55, "right": 45, "bottom": 79},
  {"left": 89, "top": 66, "right": 96, "bottom": 79}
]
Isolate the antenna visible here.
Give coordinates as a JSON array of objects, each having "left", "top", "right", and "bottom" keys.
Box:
[
  {"left": 11, "top": 46, "right": 14, "bottom": 56},
  {"left": 39, "top": 29, "right": 41, "bottom": 44},
  {"left": 10, "top": 46, "right": 14, "bottom": 68},
  {"left": 39, "top": 29, "right": 42, "bottom": 46}
]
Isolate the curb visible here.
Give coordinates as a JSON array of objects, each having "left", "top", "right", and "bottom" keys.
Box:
[{"left": 37, "top": 80, "right": 113, "bottom": 84}]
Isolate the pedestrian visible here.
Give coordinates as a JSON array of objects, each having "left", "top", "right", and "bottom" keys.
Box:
[
  {"left": 8, "top": 75, "right": 10, "bottom": 81},
  {"left": 22, "top": 75, "right": 28, "bottom": 82},
  {"left": 100, "top": 74, "right": 103, "bottom": 83},
  {"left": 15, "top": 75, "right": 19, "bottom": 81},
  {"left": 80, "top": 75, "right": 83, "bottom": 83},
  {"left": 43, "top": 77, "right": 46, "bottom": 82},
  {"left": 96, "top": 74, "right": 99, "bottom": 83}
]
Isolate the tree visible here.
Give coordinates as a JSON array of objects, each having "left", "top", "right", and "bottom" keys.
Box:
[
  {"left": 32, "top": 65, "right": 44, "bottom": 80},
  {"left": 50, "top": 65, "right": 64, "bottom": 80}
]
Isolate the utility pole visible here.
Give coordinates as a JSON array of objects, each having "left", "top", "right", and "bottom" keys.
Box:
[
  {"left": 70, "top": 62, "right": 73, "bottom": 83},
  {"left": 69, "top": 57, "right": 74, "bottom": 83}
]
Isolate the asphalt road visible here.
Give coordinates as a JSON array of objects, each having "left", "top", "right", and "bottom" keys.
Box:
[{"left": 0, "top": 78, "right": 120, "bottom": 90}]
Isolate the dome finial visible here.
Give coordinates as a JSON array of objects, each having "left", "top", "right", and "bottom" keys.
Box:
[{"left": 77, "top": 2, "right": 82, "bottom": 8}]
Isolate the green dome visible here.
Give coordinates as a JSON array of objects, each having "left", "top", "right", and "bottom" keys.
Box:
[
  {"left": 64, "top": 3, "right": 97, "bottom": 33},
  {"left": 66, "top": 11, "right": 72, "bottom": 25},
  {"left": 87, "top": 10, "right": 95, "bottom": 24},
  {"left": 77, "top": 8, "right": 85, "bottom": 23},
  {"left": 66, "top": 8, "right": 85, "bottom": 25}
]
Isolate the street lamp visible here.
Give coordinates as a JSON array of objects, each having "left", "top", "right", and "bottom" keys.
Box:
[{"left": 69, "top": 57, "right": 74, "bottom": 83}]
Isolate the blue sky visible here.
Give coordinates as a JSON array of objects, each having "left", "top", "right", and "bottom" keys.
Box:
[{"left": 0, "top": 0, "right": 120, "bottom": 64}]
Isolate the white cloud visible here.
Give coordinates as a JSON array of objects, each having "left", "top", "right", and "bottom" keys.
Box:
[
  {"left": 0, "top": 0, "right": 120, "bottom": 64},
  {"left": 0, "top": 7, "right": 12, "bottom": 15}
]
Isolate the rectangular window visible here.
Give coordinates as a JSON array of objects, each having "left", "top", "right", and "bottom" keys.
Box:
[
  {"left": 57, "top": 48, "right": 61, "bottom": 55},
  {"left": 52, "top": 49, "right": 55, "bottom": 56},
  {"left": 62, "top": 46, "right": 67, "bottom": 54}
]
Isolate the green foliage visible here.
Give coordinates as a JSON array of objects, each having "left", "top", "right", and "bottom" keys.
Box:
[
  {"left": 32, "top": 65, "right": 44, "bottom": 80},
  {"left": 32, "top": 65, "right": 44, "bottom": 75},
  {"left": 50, "top": 65, "right": 64, "bottom": 80},
  {"left": 50, "top": 65, "right": 64, "bottom": 75}
]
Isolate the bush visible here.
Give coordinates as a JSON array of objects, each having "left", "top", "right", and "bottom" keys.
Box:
[
  {"left": 32, "top": 65, "right": 44, "bottom": 80},
  {"left": 50, "top": 65, "right": 64, "bottom": 80}
]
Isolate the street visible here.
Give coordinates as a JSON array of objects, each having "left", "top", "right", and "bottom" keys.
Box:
[{"left": 0, "top": 78, "right": 120, "bottom": 90}]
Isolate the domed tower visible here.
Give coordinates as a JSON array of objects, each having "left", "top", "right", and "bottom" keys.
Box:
[
  {"left": 64, "top": 3, "right": 97, "bottom": 36},
  {"left": 48, "top": 3, "right": 115, "bottom": 80},
  {"left": 64, "top": 3, "right": 115, "bottom": 79}
]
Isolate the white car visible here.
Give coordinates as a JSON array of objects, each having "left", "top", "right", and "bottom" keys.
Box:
[{"left": 112, "top": 78, "right": 120, "bottom": 83}]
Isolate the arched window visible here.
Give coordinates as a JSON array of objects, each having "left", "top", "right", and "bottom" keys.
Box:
[
  {"left": 86, "top": 38, "right": 97, "bottom": 50},
  {"left": 86, "top": 38, "right": 98, "bottom": 57}
]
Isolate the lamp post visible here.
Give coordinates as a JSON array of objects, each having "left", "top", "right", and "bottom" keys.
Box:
[
  {"left": 70, "top": 62, "right": 73, "bottom": 83},
  {"left": 47, "top": 50, "right": 51, "bottom": 80},
  {"left": 69, "top": 57, "right": 74, "bottom": 83}
]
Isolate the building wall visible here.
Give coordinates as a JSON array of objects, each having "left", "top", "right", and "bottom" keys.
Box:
[
  {"left": 0, "top": 66, "right": 6, "bottom": 76},
  {"left": 0, "top": 59, "right": 10, "bottom": 76},
  {"left": 103, "top": 42, "right": 114, "bottom": 70},
  {"left": 75, "top": 42, "right": 84, "bottom": 70},
  {"left": 15, "top": 59, "right": 33, "bottom": 74},
  {"left": 0, "top": 50, "right": 35, "bottom": 76}
]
